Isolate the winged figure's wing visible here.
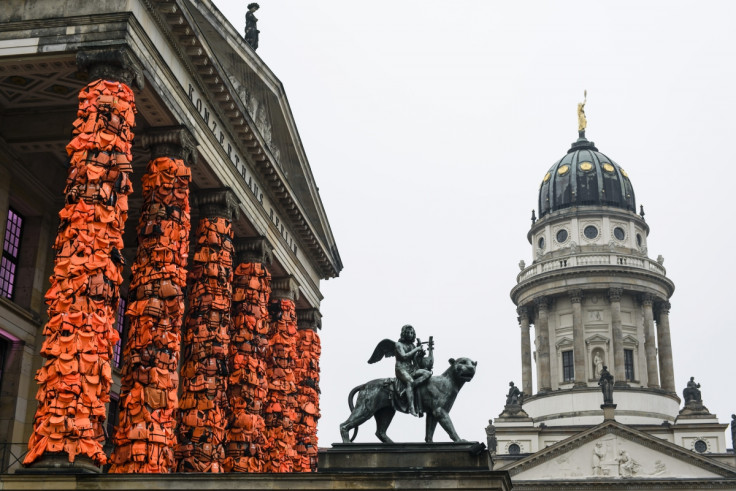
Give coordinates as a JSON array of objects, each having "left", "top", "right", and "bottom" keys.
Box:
[{"left": 367, "top": 339, "right": 396, "bottom": 364}]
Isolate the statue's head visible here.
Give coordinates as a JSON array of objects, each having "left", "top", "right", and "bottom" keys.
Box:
[
  {"left": 248, "top": 2, "right": 260, "bottom": 11},
  {"left": 509, "top": 381, "right": 514, "bottom": 387},
  {"left": 400, "top": 324, "right": 415, "bottom": 342},
  {"left": 690, "top": 376, "right": 695, "bottom": 381}
]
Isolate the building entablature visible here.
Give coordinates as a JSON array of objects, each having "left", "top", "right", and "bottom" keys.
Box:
[{"left": 511, "top": 267, "right": 675, "bottom": 308}]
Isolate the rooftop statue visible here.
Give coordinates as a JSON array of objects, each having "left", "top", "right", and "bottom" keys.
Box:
[
  {"left": 577, "top": 89, "right": 587, "bottom": 138},
  {"left": 598, "top": 365, "right": 614, "bottom": 404},
  {"left": 245, "top": 3, "right": 260, "bottom": 50},
  {"left": 339, "top": 325, "right": 477, "bottom": 443},
  {"left": 683, "top": 376, "right": 702, "bottom": 403}
]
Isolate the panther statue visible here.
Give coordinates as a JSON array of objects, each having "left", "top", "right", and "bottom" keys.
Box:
[{"left": 339, "top": 357, "right": 477, "bottom": 443}]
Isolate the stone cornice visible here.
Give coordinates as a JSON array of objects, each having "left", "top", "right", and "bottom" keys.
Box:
[
  {"left": 147, "top": 0, "right": 341, "bottom": 279},
  {"left": 511, "top": 266, "right": 675, "bottom": 307}
]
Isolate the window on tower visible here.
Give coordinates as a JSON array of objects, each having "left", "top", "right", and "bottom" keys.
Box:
[
  {"left": 624, "top": 349, "right": 635, "bottom": 381},
  {"left": 562, "top": 350, "right": 574, "bottom": 382}
]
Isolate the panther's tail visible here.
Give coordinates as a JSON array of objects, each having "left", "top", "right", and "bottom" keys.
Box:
[{"left": 347, "top": 383, "right": 366, "bottom": 442}]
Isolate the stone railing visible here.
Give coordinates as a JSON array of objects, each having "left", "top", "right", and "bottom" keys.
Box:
[{"left": 517, "top": 253, "right": 666, "bottom": 283}]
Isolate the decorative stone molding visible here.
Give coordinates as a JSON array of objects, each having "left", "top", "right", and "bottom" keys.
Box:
[
  {"left": 656, "top": 300, "right": 672, "bottom": 316},
  {"left": 234, "top": 236, "right": 273, "bottom": 265},
  {"left": 296, "top": 308, "right": 322, "bottom": 331},
  {"left": 76, "top": 47, "right": 144, "bottom": 89},
  {"left": 270, "top": 275, "right": 300, "bottom": 301},
  {"left": 140, "top": 126, "right": 198, "bottom": 165},
  {"left": 534, "top": 296, "right": 548, "bottom": 311},
  {"left": 192, "top": 188, "right": 239, "bottom": 221},
  {"left": 517, "top": 306, "right": 529, "bottom": 322}
]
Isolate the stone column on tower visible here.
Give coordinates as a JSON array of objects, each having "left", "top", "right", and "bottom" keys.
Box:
[
  {"left": 569, "top": 289, "right": 586, "bottom": 387},
  {"left": 641, "top": 294, "right": 660, "bottom": 388},
  {"left": 609, "top": 288, "right": 627, "bottom": 386},
  {"left": 518, "top": 306, "right": 533, "bottom": 397},
  {"left": 655, "top": 300, "right": 676, "bottom": 393},
  {"left": 534, "top": 296, "right": 551, "bottom": 392}
]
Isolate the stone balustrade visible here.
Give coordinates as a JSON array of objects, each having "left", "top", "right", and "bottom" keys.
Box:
[{"left": 517, "top": 253, "right": 666, "bottom": 283}]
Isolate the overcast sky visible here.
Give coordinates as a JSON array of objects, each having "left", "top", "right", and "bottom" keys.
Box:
[{"left": 212, "top": 0, "right": 736, "bottom": 448}]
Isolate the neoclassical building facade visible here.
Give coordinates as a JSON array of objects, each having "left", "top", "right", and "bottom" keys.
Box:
[{"left": 0, "top": 0, "right": 341, "bottom": 475}]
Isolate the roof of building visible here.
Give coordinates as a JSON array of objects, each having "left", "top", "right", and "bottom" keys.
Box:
[{"left": 538, "top": 136, "right": 636, "bottom": 218}]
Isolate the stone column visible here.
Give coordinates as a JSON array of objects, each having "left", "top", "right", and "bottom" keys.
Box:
[
  {"left": 655, "top": 300, "right": 676, "bottom": 393},
  {"left": 265, "top": 276, "right": 300, "bottom": 472},
  {"left": 295, "top": 307, "right": 322, "bottom": 472},
  {"left": 518, "top": 306, "right": 533, "bottom": 397},
  {"left": 609, "top": 288, "right": 627, "bottom": 386},
  {"left": 534, "top": 296, "right": 551, "bottom": 392},
  {"left": 224, "top": 236, "right": 272, "bottom": 473},
  {"left": 109, "top": 126, "right": 195, "bottom": 473},
  {"left": 24, "top": 46, "right": 142, "bottom": 472},
  {"left": 569, "top": 290, "right": 586, "bottom": 387},
  {"left": 640, "top": 294, "right": 660, "bottom": 388},
  {"left": 176, "top": 188, "right": 239, "bottom": 473}
]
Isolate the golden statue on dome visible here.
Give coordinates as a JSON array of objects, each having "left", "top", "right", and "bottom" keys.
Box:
[{"left": 577, "top": 90, "right": 587, "bottom": 138}]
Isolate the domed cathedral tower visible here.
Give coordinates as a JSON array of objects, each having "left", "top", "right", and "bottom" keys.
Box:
[
  {"left": 490, "top": 102, "right": 733, "bottom": 470},
  {"left": 512, "top": 131, "right": 679, "bottom": 424}
]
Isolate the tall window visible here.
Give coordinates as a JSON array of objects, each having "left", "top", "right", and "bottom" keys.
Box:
[
  {"left": 624, "top": 349, "right": 635, "bottom": 381},
  {"left": 113, "top": 297, "right": 127, "bottom": 368},
  {"left": 0, "top": 209, "right": 23, "bottom": 299},
  {"left": 562, "top": 350, "right": 574, "bottom": 382}
]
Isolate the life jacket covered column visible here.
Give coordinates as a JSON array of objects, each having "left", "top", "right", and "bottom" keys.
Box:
[
  {"left": 223, "top": 237, "right": 273, "bottom": 472},
  {"left": 175, "top": 188, "right": 239, "bottom": 473},
  {"left": 24, "top": 47, "right": 142, "bottom": 472},
  {"left": 109, "top": 127, "right": 195, "bottom": 472}
]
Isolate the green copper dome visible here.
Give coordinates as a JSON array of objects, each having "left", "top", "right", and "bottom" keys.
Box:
[{"left": 538, "top": 137, "right": 636, "bottom": 218}]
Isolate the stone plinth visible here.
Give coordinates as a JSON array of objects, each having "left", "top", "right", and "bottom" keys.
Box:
[{"left": 320, "top": 442, "right": 491, "bottom": 472}]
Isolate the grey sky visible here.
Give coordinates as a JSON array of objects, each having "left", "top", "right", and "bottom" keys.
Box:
[{"left": 213, "top": 0, "right": 736, "bottom": 447}]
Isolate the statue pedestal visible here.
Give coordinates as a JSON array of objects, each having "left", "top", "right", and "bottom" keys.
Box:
[
  {"left": 601, "top": 403, "right": 617, "bottom": 421},
  {"left": 320, "top": 442, "right": 491, "bottom": 472},
  {"left": 15, "top": 453, "right": 100, "bottom": 474}
]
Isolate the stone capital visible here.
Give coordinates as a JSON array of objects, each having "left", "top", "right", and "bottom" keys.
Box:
[
  {"left": 608, "top": 287, "right": 623, "bottom": 302},
  {"left": 193, "top": 188, "right": 239, "bottom": 221},
  {"left": 534, "top": 296, "right": 548, "bottom": 311},
  {"left": 639, "top": 293, "right": 655, "bottom": 307},
  {"left": 270, "top": 275, "right": 300, "bottom": 302},
  {"left": 234, "top": 236, "right": 273, "bottom": 265},
  {"left": 296, "top": 308, "right": 322, "bottom": 331},
  {"left": 76, "top": 46, "right": 144, "bottom": 89},
  {"left": 141, "top": 126, "right": 198, "bottom": 165},
  {"left": 517, "top": 306, "right": 529, "bottom": 322},
  {"left": 569, "top": 289, "right": 583, "bottom": 304},
  {"left": 655, "top": 300, "right": 672, "bottom": 316}
]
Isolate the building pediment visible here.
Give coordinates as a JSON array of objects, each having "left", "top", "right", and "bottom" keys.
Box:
[{"left": 507, "top": 420, "right": 736, "bottom": 481}]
